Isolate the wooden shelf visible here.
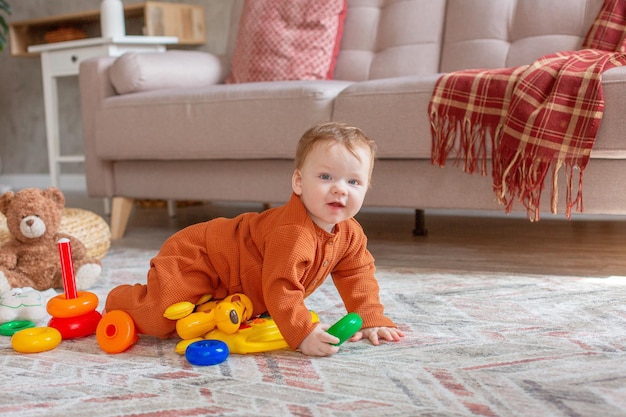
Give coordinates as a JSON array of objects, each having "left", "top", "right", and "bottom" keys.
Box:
[{"left": 9, "top": 2, "right": 205, "bottom": 57}]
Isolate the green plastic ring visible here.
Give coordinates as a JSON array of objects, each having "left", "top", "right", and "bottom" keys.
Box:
[{"left": 0, "top": 320, "right": 36, "bottom": 336}]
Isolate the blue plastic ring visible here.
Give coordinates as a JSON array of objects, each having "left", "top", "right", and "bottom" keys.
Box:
[{"left": 185, "top": 339, "right": 229, "bottom": 366}]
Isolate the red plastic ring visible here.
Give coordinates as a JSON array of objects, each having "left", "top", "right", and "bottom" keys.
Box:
[{"left": 48, "top": 309, "right": 102, "bottom": 339}]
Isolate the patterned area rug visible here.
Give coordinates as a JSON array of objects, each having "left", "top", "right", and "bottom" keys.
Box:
[{"left": 1, "top": 246, "right": 626, "bottom": 417}]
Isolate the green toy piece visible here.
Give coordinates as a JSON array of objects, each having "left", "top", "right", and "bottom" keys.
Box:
[{"left": 327, "top": 312, "right": 362, "bottom": 346}]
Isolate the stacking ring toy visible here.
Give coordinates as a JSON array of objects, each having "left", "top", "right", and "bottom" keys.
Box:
[
  {"left": 176, "top": 311, "right": 217, "bottom": 340},
  {"left": 327, "top": 312, "right": 362, "bottom": 346},
  {"left": 49, "top": 309, "right": 102, "bottom": 339},
  {"left": 47, "top": 291, "right": 99, "bottom": 318},
  {"left": 11, "top": 326, "right": 62, "bottom": 353},
  {"left": 185, "top": 339, "right": 229, "bottom": 366},
  {"left": 0, "top": 320, "right": 35, "bottom": 336},
  {"left": 96, "top": 310, "right": 138, "bottom": 354}
]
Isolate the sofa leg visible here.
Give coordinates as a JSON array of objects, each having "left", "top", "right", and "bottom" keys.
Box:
[
  {"left": 413, "top": 209, "right": 427, "bottom": 236},
  {"left": 167, "top": 199, "right": 176, "bottom": 218},
  {"left": 110, "top": 197, "right": 134, "bottom": 240}
]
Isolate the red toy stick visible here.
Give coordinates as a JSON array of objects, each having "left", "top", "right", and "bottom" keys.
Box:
[{"left": 57, "top": 238, "right": 77, "bottom": 299}]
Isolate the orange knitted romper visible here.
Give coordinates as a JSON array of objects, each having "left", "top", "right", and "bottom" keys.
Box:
[{"left": 105, "top": 193, "right": 396, "bottom": 349}]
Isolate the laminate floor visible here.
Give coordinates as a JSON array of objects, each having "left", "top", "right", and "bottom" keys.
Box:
[{"left": 67, "top": 192, "right": 626, "bottom": 279}]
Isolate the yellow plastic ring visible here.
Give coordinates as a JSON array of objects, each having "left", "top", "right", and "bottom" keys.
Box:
[
  {"left": 46, "top": 291, "right": 99, "bottom": 318},
  {"left": 11, "top": 327, "right": 62, "bottom": 353},
  {"left": 175, "top": 337, "right": 204, "bottom": 355},
  {"left": 163, "top": 301, "right": 195, "bottom": 320},
  {"left": 196, "top": 294, "right": 213, "bottom": 305}
]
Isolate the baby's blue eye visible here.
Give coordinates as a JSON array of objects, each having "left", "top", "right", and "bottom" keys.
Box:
[
  {"left": 320, "top": 174, "right": 331, "bottom": 180},
  {"left": 348, "top": 179, "right": 361, "bottom": 186}
]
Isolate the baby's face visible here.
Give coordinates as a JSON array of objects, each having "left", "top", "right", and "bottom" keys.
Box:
[{"left": 292, "top": 141, "right": 372, "bottom": 233}]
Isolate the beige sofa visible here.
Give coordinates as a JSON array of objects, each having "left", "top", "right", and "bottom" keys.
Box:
[{"left": 79, "top": 0, "right": 626, "bottom": 239}]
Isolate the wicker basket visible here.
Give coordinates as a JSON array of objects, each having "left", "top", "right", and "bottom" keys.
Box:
[{"left": 0, "top": 208, "right": 111, "bottom": 260}]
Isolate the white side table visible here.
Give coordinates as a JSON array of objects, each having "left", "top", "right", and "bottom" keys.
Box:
[{"left": 28, "top": 36, "right": 178, "bottom": 188}]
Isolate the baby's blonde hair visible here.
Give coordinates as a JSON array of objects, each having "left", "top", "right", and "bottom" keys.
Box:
[{"left": 294, "top": 122, "right": 377, "bottom": 182}]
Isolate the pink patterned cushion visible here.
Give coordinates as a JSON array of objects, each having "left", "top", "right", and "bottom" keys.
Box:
[{"left": 226, "top": 0, "right": 347, "bottom": 83}]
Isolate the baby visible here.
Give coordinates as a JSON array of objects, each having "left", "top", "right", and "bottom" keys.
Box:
[{"left": 105, "top": 121, "right": 404, "bottom": 356}]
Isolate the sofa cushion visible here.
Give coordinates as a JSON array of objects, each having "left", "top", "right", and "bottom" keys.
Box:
[
  {"left": 109, "top": 51, "right": 223, "bottom": 94},
  {"left": 440, "top": 0, "right": 605, "bottom": 71},
  {"left": 333, "top": 0, "right": 446, "bottom": 82},
  {"left": 95, "top": 80, "right": 352, "bottom": 160},
  {"left": 332, "top": 75, "right": 442, "bottom": 159},
  {"left": 226, "top": 0, "right": 347, "bottom": 83}
]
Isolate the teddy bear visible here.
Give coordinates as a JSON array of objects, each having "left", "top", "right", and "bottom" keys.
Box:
[{"left": 0, "top": 187, "right": 102, "bottom": 293}]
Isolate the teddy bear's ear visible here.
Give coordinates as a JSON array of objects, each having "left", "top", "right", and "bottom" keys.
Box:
[
  {"left": 0, "top": 191, "right": 15, "bottom": 215},
  {"left": 43, "top": 187, "right": 65, "bottom": 209}
]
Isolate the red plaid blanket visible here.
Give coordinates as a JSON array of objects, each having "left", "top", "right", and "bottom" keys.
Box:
[{"left": 430, "top": 0, "right": 626, "bottom": 220}]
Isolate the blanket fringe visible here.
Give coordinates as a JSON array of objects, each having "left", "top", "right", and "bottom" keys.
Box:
[
  {"left": 494, "top": 146, "right": 583, "bottom": 221},
  {"left": 430, "top": 113, "right": 491, "bottom": 176},
  {"left": 432, "top": 112, "right": 585, "bottom": 221}
]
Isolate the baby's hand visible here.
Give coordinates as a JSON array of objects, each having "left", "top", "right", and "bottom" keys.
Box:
[
  {"left": 298, "top": 323, "right": 340, "bottom": 357},
  {"left": 350, "top": 326, "right": 405, "bottom": 346}
]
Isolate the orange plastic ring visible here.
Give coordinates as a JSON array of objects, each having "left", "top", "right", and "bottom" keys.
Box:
[
  {"left": 96, "top": 310, "right": 138, "bottom": 354},
  {"left": 11, "top": 326, "right": 62, "bottom": 353},
  {"left": 46, "top": 291, "right": 99, "bottom": 318}
]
